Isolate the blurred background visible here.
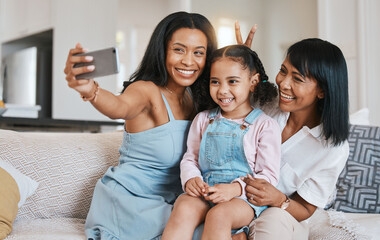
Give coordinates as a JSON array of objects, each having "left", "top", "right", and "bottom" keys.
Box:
[{"left": 0, "top": 0, "right": 379, "bottom": 131}]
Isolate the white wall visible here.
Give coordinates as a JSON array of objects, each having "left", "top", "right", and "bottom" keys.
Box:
[
  {"left": 318, "top": 0, "right": 380, "bottom": 126},
  {"left": 52, "top": 0, "right": 118, "bottom": 121},
  {"left": 116, "top": 0, "right": 191, "bottom": 92},
  {"left": 261, "top": 0, "right": 318, "bottom": 83},
  {"left": 365, "top": 1, "right": 380, "bottom": 126},
  {"left": 191, "top": 0, "right": 317, "bottom": 86}
]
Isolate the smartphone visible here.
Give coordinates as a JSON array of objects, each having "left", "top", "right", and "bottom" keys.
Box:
[{"left": 73, "top": 47, "right": 119, "bottom": 79}]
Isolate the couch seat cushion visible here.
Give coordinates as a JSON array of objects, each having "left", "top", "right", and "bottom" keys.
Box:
[
  {"left": 4, "top": 218, "right": 85, "bottom": 240},
  {"left": 308, "top": 209, "right": 378, "bottom": 240}
]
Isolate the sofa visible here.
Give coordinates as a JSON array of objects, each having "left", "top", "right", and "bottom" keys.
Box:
[{"left": 0, "top": 123, "right": 379, "bottom": 240}]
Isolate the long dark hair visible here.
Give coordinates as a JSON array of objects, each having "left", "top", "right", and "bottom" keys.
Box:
[
  {"left": 209, "top": 44, "right": 277, "bottom": 108},
  {"left": 122, "top": 11, "right": 217, "bottom": 112},
  {"left": 287, "top": 38, "right": 349, "bottom": 146}
]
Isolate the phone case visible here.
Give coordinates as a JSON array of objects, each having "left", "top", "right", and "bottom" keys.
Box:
[{"left": 73, "top": 47, "right": 119, "bottom": 79}]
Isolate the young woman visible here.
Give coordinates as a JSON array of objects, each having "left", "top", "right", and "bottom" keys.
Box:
[
  {"left": 63, "top": 11, "right": 217, "bottom": 240},
  {"left": 235, "top": 36, "right": 350, "bottom": 239},
  {"left": 162, "top": 45, "right": 281, "bottom": 240}
]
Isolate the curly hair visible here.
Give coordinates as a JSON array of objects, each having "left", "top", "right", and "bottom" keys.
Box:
[{"left": 210, "top": 44, "right": 278, "bottom": 108}]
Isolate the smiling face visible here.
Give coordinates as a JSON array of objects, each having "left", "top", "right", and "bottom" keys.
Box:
[
  {"left": 209, "top": 58, "right": 258, "bottom": 119},
  {"left": 165, "top": 28, "right": 207, "bottom": 89},
  {"left": 276, "top": 57, "right": 324, "bottom": 116}
]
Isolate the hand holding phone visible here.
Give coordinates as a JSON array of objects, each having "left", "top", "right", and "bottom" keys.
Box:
[{"left": 73, "top": 47, "right": 119, "bottom": 79}]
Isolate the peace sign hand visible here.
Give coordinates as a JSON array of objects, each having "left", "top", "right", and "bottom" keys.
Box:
[{"left": 235, "top": 21, "right": 257, "bottom": 48}]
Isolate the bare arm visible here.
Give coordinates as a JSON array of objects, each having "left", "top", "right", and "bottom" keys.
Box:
[
  {"left": 64, "top": 43, "right": 150, "bottom": 120},
  {"left": 88, "top": 81, "right": 151, "bottom": 120},
  {"left": 285, "top": 192, "right": 317, "bottom": 221}
]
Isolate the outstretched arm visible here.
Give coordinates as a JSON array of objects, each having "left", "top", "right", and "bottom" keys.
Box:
[{"left": 64, "top": 43, "right": 150, "bottom": 120}]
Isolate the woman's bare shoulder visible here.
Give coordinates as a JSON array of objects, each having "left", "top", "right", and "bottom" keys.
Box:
[
  {"left": 126, "top": 80, "right": 159, "bottom": 90},
  {"left": 124, "top": 80, "right": 161, "bottom": 97}
]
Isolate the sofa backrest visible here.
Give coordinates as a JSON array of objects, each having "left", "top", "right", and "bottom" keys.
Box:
[{"left": 0, "top": 129, "right": 123, "bottom": 220}]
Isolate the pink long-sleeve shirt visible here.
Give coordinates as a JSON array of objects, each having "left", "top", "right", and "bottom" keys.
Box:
[{"left": 180, "top": 109, "right": 281, "bottom": 199}]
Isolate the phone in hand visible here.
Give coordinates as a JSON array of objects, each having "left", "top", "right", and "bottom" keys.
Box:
[{"left": 73, "top": 47, "right": 119, "bottom": 79}]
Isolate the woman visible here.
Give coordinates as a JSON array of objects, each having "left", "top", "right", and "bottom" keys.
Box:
[
  {"left": 235, "top": 32, "right": 350, "bottom": 239},
  {"left": 64, "top": 11, "right": 217, "bottom": 240}
]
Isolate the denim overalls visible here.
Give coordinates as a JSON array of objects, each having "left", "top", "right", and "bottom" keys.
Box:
[{"left": 198, "top": 107, "right": 267, "bottom": 217}]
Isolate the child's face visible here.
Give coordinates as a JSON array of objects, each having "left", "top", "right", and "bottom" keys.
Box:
[
  {"left": 210, "top": 58, "right": 258, "bottom": 119},
  {"left": 165, "top": 28, "right": 208, "bottom": 88}
]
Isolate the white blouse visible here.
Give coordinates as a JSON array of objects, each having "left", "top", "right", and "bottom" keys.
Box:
[{"left": 268, "top": 108, "right": 349, "bottom": 208}]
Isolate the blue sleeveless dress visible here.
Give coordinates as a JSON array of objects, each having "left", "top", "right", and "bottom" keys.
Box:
[{"left": 85, "top": 93, "right": 191, "bottom": 240}]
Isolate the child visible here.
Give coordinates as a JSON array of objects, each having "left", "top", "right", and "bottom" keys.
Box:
[{"left": 162, "top": 44, "right": 282, "bottom": 239}]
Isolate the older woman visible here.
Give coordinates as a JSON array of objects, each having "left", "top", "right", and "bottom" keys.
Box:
[{"left": 235, "top": 30, "right": 349, "bottom": 239}]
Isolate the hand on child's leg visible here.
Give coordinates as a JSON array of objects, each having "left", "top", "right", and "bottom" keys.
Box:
[
  {"left": 202, "top": 198, "right": 254, "bottom": 240},
  {"left": 162, "top": 194, "right": 210, "bottom": 240}
]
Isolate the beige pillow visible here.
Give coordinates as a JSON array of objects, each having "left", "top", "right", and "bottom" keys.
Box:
[
  {"left": 0, "top": 161, "right": 38, "bottom": 239},
  {"left": 0, "top": 167, "right": 20, "bottom": 239}
]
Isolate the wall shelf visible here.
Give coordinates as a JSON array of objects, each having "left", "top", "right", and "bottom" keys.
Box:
[{"left": 0, "top": 116, "right": 123, "bottom": 133}]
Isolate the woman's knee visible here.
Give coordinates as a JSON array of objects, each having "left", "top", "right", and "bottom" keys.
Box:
[
  {"left": 250, "top": 208, "right": 295, "bottom": 240},
  {"left": 255, "top": 207, "right": 293, "bottom": 228}
]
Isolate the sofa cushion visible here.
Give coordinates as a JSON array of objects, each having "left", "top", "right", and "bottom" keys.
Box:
[
  {"left": 0, "top": 129, "right": 122, "bottom": 220},
  {"left": 6, "top": 218, "right": 86, "bottom": 240},
  {"left": 308, "top": 209, "right": 374, "bottom": 240},
  {"left": 332, "top": 124, "right": 380, "bottom": 213}
]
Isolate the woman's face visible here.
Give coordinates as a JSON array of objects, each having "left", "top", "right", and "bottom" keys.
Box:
[
  {"left": 276, "top": 58, "right": 324, "bottom": 115},
  {"left": 165, "top": 28, "right": 207, "bottom": 88}
]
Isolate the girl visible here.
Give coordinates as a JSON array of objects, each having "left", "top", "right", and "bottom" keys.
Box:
[
  {"left": 238, "top": 37, "right": 350, "bottom": 239},
  {"left": 162, "top": 45, "right": 281, "bottom": 240},
  {"left": 63, "top": 12, "right": 217, "bottom": 240}
]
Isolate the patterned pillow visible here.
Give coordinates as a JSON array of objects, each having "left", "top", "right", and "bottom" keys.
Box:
[{"left": 332, "top": 124, "right": 380, "bottom": 213}]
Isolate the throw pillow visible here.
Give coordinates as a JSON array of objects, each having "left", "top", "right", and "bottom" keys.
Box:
[
  {"left": 332, "top": 124, "right": 380, "bottom": 213},
  {"left": 0, "top": 167, "right": 19, "bottom": 239},
  {"left": 0, "top": 161, "right": 38, "bottom": 239},
  {"left": 0, "top": 161, "right": 39, "bottom": 207}
]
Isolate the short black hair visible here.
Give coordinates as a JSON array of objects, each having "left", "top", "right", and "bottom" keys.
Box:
[
  {"left": 287, "top": 38, "right": 349, "bottom": 146},
  {"left": 122, "top": 11, "right": 217, "bottom": 112},
  {"left": 210, "top": 44, "right": 277, "bottom": 108}
]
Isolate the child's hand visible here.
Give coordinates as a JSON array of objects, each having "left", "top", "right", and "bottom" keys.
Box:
[
  {"left": 204, "top": 182, "right": 242, "bottom": 204},
  {"left": 185, "top": 177, "right": 208, "bottom": 197}
]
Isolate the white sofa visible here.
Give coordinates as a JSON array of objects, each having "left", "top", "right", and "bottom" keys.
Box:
[
  {"left": 0, "top": 126, "right": 379, "bottom": 240},
  {"left": 0, "top": 129, "right": 122, "bottom": 240}
]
